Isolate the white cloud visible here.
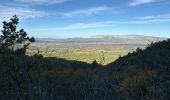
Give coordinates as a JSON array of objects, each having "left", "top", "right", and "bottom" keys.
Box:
[
  {"left": 113, "top": 14, "right": 170, "bottom": 24},
  {"left": 0, "top": 5, "right": 47, "bottom": 30},
  {"left": 124, "top": 19, "right": 170, "bottom": 24},
  {"left": 15, "top": 0, "right": 71, "bottom": 5},
  {"left": 129, "top": 0, "right": 156, "bottom": 6},
  {"left": 35, "top": 14, "right": 170, "bottom": 31},
  {"left": 59, "top": 6, "right": 112, "bottom": 17},
  {"left": 38, "top": 21, "right": 113, "bottom": 30},
  {"left": 0, "top": 5, "right": 46, "bottom": 23},
  {"left": 135, "top": 14, "right": 170, "bottom": 20}
]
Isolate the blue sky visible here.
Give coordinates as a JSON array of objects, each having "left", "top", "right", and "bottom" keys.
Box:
[{"left": 0, "top": 0, "right": 170, "bottom": 38}]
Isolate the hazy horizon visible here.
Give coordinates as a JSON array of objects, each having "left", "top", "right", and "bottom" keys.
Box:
[
  {"left": 1, "top": 1, "right": 170, "bottom": 99},
  {"left": 34, "top": 34, "right": 168, "bottom": 39},
  {"left": 1, "top": 0, "right": 170, "bottom": 38}
]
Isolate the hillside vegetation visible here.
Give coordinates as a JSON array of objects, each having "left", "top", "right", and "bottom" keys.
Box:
[
  {"left": 0, "top": 16, "right": 169, "bottom": 100},
  {"left": 27, "top": 35, "right": 164, "bottom": 65},
  {"left": 106, "top": 39, "right": 170, "bottom": 100}
]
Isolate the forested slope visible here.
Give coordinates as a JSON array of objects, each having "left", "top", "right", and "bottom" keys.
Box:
[
  {"left": 1, "top": 39, "right": 169, "bottom": 100},
  {"left": 106, "top": 39, "right": 170, "bottom": 100},
  {"left": 0, "top": 16, "right": 169, "bottom": 100}
]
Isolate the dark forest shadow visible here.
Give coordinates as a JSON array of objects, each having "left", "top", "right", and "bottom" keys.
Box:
[{"left": 0, "top": 15, "right": 170, "bottom": 100}]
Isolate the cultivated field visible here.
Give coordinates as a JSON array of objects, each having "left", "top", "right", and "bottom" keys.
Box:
[{"left": 27, "top": 36, "right": 163, "bottom": 64}]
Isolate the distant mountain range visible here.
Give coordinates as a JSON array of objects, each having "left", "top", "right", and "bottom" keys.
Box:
[
  {"left": 90, "top": 34, "right": 166, "bottom": 40},
  {"left": 36, "top": 35, "right": 166, "bottom": 43}
]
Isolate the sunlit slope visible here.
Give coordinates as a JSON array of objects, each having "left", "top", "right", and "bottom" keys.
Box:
[
  {"left": 27, "top": 35, "right": 165, "bottom": 64},
  {"left": 106, "top": 39, "right": 170, "bottom": 99}
]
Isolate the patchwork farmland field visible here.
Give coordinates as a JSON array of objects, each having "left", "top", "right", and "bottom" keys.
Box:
[{"left": 27, "top": 35, "right": 164, "bottom": 64}]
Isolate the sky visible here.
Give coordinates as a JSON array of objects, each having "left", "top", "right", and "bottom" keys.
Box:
[{"left": 0, "top": 0, "right": 170, "bottom": 38}]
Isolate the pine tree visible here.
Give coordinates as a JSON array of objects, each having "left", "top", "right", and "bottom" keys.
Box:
[{"left": 0, "top": 15, "right": 35, "bottom": 55}]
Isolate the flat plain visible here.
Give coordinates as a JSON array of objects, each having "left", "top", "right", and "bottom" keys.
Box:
[{"left": 27, "top": 35, "right": 165, "bottom": 65}]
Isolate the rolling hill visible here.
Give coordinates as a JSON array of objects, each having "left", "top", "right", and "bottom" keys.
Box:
[
  {"left": 36, "top": 34, "right": 166, "bottom": 44},
  {"left": 1, "top": 37, "right": 170, "bottom": 100}
]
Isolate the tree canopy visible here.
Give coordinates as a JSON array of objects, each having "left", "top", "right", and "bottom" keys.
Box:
[{"left": 0, "top": 15, "right": 35, "bottom": 55}]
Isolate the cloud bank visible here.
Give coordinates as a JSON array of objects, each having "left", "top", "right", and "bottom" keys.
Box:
[
  {"left": 15, "top": 0, "right": 71, "bottom": 5},
  {"left": 59, "top": 6, "right": 112, "bottom": 17},
  {"left": 0, "top": 5, "right": 46, "bottom": 23},
  {"left": 36, "top": 13, "right": 170, "bottom": 31},
  {"left": 129, "top": 0, "right": 156, "bottom": 6}
]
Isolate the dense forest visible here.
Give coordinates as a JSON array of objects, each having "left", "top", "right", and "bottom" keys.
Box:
[{"left": 0, "top": 16, "right": 169, "bottom": 100}]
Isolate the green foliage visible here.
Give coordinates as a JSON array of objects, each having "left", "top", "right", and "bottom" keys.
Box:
[
  {"left": 0, "top": 16, "right": 170, "bottom": 100},
  {"left": 0, "top": 15, "right": 35, "bottom": 55},
  {"left": 107, "top": 39, "right": 170, "bottom": 100},
  {"left": 27, "top": 45, "right": 130, "bottom": 65}
]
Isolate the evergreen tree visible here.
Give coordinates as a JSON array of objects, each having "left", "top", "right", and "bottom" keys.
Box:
[{"left": 0, "top": 15, "right": 35, "bottom": 55}]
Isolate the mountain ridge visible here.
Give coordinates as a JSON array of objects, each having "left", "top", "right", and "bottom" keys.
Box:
[
  {"left": 90, "top": 34, "right": 166, "bottom": 39},
  {"left": 35, "top": 34, "right": 166, "bottom": 43}
]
